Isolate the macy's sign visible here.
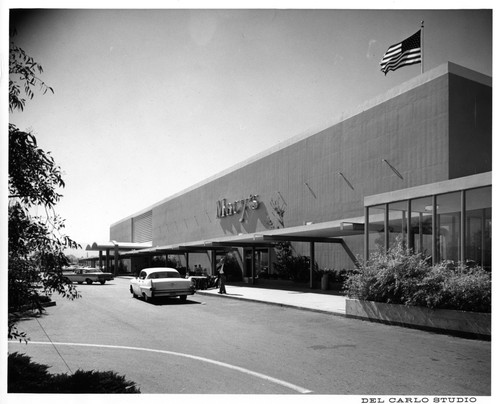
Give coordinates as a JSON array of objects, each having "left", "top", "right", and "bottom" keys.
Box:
[{"left": 216, "top": 194, "right": 259, "bottom": 221}]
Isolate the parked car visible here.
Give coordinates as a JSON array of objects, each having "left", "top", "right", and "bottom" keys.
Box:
[
  {"left": 63, "top": 267, "right": 114, "bottom": 285},
  {"left": 130, "top": 267, "right": 195, "bottom": 302}
]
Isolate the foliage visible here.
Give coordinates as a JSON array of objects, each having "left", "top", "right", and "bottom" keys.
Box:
[
  {"left": 268, "top": 196, "right": 313, "bottom": 281},
  {"left": 9, "top": 29, "right": 53, "bottom": 113},
  {"left": 9, "top": 125, "right": 64, "bottom": 206},
  {"left": 151, "top": 255, "right": 181, "bottom": 268},
  {"left": 222, "top": 252, "right": 243, "bottom": 282},
  {"left": 268, "top": 197, "right": 295, "bottom": 278},
  {"left": 344, "top": 241, "right": 491, "bottom": 313},
  {"left": 8, "top": 32, "right": 80, "bottom": 341},
  {"left": 8, "top": 353, "right": 140, "bottom": 393},
  {"left": 408, "top": 261, "right": 492, "bottom": 313},
  {"left": 317, "top": 268, "right": 356, "bottom": 283}
]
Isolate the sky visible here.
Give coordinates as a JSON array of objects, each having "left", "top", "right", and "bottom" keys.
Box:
[{"left": 3, "top": 1, "right": 494, "bottom": 257}]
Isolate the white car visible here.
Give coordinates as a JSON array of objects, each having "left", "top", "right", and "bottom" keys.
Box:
[
  {"left": 130, "top": 267, "right": 195, "bottom": 302},
  {"left": 63, "top": 267, "right": 114, "bottom": 285}
]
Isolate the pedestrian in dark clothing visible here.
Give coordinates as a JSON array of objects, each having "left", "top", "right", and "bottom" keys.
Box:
[{"left": 218, "top": 257, "right": 227, "bottom": 294}]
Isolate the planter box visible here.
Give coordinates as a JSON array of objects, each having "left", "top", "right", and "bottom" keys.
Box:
[{"left": 346, "top": 298, "right": 491, "bottom": 339}]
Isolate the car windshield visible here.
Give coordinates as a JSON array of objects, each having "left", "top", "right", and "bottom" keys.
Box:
[{"left": 148, "top": 272, "right": 180, "bottom": 279}]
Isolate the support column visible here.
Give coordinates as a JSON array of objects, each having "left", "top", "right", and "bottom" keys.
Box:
[
  {"left": 364, "top": 206, "right": 369, "bottom": 262},
  {"left": 432, "top": 195, "right": 438, "bottom": 265},
  {"left": 407, "top": 200, "right": 413, "bottom": 252},
  {"left": 460, "top": 190, "right": 466, "bottom": 263},
  {"left": 105, "top": 249, "right": 110, "bottom": 271},
  {"left": 251, "top": 247, "right": 256, "bottom": 285},
  {"left": 481, "top": 208, "right": 486, "bottom": 267},
  {"left": 384, "top": 203, "right": 389, "bottom": 252},
  {"left": 185, "top": 252, "right": 189, "bottom": 276},
  {"left": 309, "top": 242, "right": 315, "bottom": 289},
  {"left": 114, "top": 245, "right": 119, "bottom": 276},
  {"left": 211, "top": 250, "right": 217, "bottom": 276},
  {"left": 99, "top": 251, "right": 103, "bottom": 269}
]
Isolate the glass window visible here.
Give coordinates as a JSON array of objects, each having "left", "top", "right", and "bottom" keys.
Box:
[
  {"left": 466, "top": 187, "right": 492, "bottom": 270},
  {"left": 367, "top": 204, "right": 386, "bottom": 255},
  {"left": 436, "top": 192, "right": 461, "bottom": 262},
  {"left": 409, "top": 196, "right": 433, "bottom": 258},
  {"left": 388, "top": 201, "right": 408, "bottom": 248}
]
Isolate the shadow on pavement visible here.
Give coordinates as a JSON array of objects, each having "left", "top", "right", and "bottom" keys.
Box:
[{"left": 145, "top": 297, "right": 201, "bottom": 306}]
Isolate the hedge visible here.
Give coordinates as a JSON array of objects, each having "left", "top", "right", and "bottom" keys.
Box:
[
  {"left": 344, "top": 242, "right": 491, "bottom": 313},
  {"left": 8, "top": 352, "right": 140, "bottom": 393}
]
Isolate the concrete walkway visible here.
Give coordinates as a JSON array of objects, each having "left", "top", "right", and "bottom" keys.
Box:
[{"left": 196, "top": 284, "right": 347, "bottom": 316}]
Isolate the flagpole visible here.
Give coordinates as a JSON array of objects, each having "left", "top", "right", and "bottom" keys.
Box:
[{"left": 421, "top": 21, "right": 424, "bottom": 74}]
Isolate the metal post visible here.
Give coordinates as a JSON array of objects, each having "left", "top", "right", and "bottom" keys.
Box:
[
  {"left": 460, "top": 190, "right": 466, "bottom": 263},
  {"left": 364, "top": 206, "right": 369, "bottom": 262},
  {"left": 211, "top": 250, "right": 216, "bottom": 276},
  {"left": 310, "top": 242, "right": 315, "bottom": 289},
  {"left": 407, "top": 199, "right": 413, "bottom": 252},
  {"left": 114, "top": 245, "right": 119, "bottom": 276},
  {"left": 421, "top": 21, "right": 424, "bottom": 74},
  {"left": 481, "top": 208, "right": 486, "bottom": 267},
  {"left": 251, "top": 247, "right": 256, "bottom": 285},
  {"left": 384, "top": 204, "right": 389, "bottom": 252},
  {"left": 432, "top": 195, "right": 438, "bottom": 265}
]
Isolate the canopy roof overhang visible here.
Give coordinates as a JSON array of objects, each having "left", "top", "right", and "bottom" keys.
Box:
[
  {"left": 117, "top": 216, "right": 365, "bottom": 258},
  {"left": 86, "top": 241, "right": 153, "bottom": 252}
]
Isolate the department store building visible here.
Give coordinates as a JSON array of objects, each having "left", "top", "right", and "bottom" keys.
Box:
[{"left": 86, "top": 62, "right": 492, "bottom": 284}]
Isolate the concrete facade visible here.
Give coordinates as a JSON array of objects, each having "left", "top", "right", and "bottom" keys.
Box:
[{"left": 109, "top": 62, "right": 491, "bottom": 272}]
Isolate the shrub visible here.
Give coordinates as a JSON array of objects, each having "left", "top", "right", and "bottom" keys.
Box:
[
  {"left": 344, "top": 242, "right": 430, "bottom": 305},
  {"left": 8, "top": 352, "right": 140, "bottom": 393},
  {"left": 273, "top": 252, "right": 311, "bottom": 282},
  {"left": 318, "top": 268, "right": 357, "bottom": 283},
  {"left": 409, "top": 261, "right": 491, "bottom": 313},
  {"left": 344, "top": 242, "right": 491, "bottom": 313}
]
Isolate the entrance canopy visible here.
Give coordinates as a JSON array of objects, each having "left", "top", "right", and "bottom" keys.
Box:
[
  {"left": 118, "top": 215, "right": 365, "bottom": 255},
  {"left": 114, "top": 216, "right": 365, "bottom": 282}
]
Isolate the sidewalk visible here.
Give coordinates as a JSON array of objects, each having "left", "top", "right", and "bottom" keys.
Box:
[{"left": 196, "top": 283, "right": 347, "bottom": 316}]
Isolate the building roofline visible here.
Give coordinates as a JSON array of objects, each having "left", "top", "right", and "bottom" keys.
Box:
[{"left": 112, "top": 62, "right": 491, "bottom": 226}]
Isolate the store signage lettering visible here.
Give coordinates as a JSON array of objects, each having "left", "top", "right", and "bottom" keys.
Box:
[{"left": 216, "top": 194, "right": 259, "bottom": 219}]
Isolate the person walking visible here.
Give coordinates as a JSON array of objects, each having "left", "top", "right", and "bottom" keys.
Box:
[{"left": 218, "top": 257, "right": 227, "bottom": 294}]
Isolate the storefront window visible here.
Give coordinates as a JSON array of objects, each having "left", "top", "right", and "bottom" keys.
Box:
[
  {"left": 366, "top": 184, "right": 491, "bottom": 267},
  {"left": 409, "top": 196, "right": 433, "bottom": 258},
  {"left": 436, "top": 192, "right": 461, "bottom": 262},
  {"left": 466, "top": 187, "right": 492, "bottom": 270},
  {"left": 388, "top": 201, "right": 408, "bottom": 248},
  {"left": 367, "top": 204, "right": 386, "bottom": 255}
]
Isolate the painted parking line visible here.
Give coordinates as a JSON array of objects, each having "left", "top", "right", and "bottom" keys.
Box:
[{"left": 9, "top": 341, "right": 313, "bottom": 394}]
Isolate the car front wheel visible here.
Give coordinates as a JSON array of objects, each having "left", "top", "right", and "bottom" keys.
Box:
[
  {"left": 143, "top": 293, "right": 153, "bottom": 303},
  {"left": 86, "top": 279, "right": 93, "bottom": 285},
  {"left": 100, "top": 280, "right": 106, "bottom": 285},
  {"left": 180, "top": 295, "right": 187, "bottom": 302}
]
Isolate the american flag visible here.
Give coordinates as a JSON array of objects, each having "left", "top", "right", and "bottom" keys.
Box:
[{"left": 380, "top": 30, "right": 421, "bottom": 75}]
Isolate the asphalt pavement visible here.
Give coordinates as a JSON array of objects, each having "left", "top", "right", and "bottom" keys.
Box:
[
  {"left": 9, "top": 277, "right": 492, "bottom": 395},
  {"left": 119, "top": 276, "right": 347, "bottom": 316}
]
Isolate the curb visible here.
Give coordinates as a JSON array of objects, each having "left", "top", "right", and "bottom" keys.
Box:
[{"left": 195, "top": 290, "right": 346, "bottom": 317}]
